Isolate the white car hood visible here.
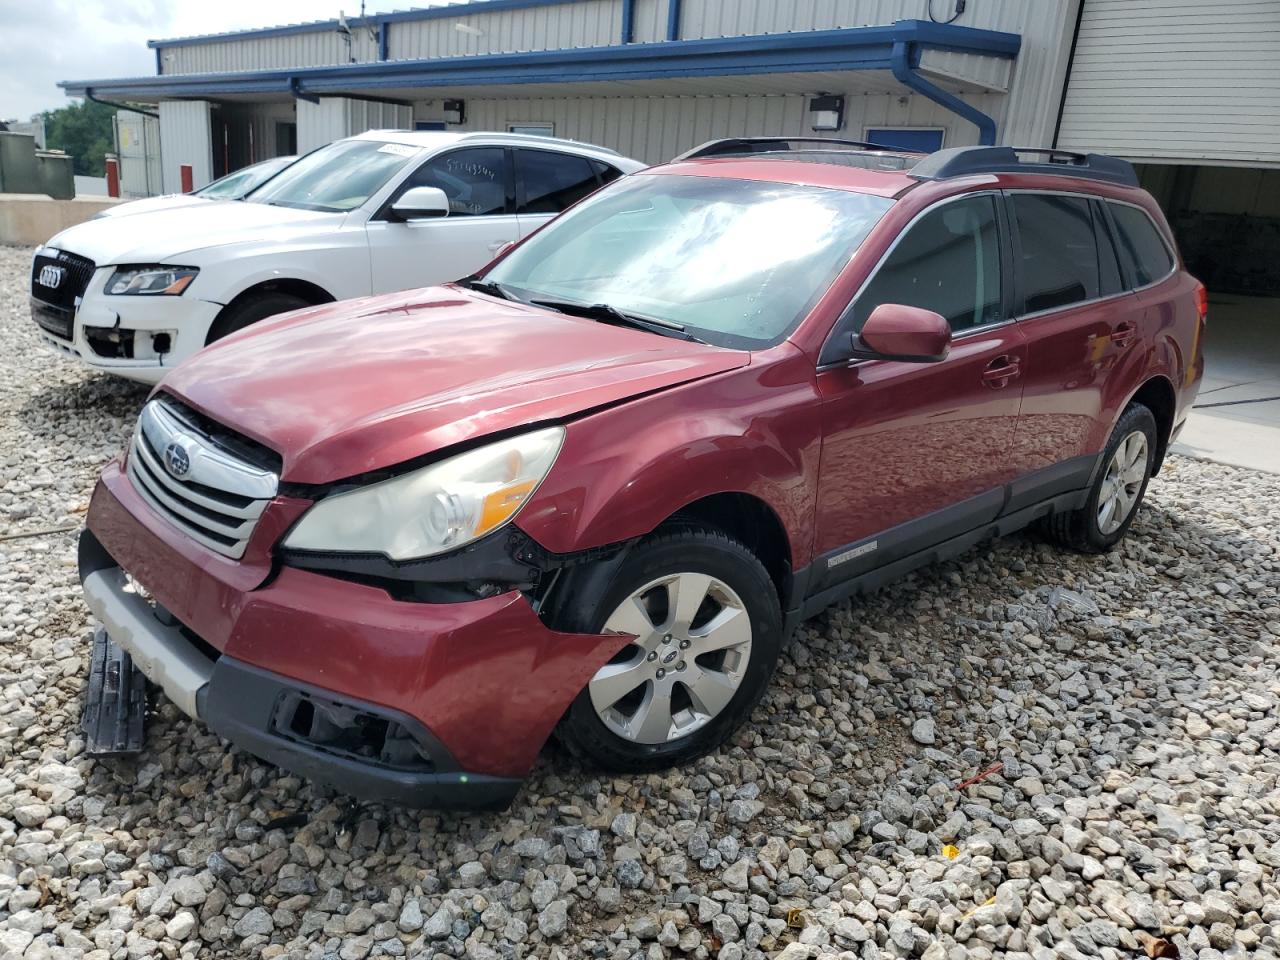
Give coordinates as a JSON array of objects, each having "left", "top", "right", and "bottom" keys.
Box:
[
  {"left": 96, "top": 195, "right": 213, "bottom": 219},
  {"left": 47, "top": 201, "right": 343, "bottom": 265}
]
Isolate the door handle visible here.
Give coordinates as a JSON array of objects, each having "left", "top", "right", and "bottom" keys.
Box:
[
  {"left": 487, "top": 241, "right": 510, "bottom": 252},
  {"left": 1110, "top": 322, "right": 1136, "bottom": 347},
  {"left": 982, "top": 356, "right": 1021, "bottom": 388}
]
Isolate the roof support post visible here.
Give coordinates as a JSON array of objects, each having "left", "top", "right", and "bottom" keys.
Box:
[
  {"left": 666, "top": 0, "right": 681, "bottom": 41},
  {"left": 621, "top": 0, "right": 635, "bottom": 43},
  {"left": 890, "top": 39, "right": 997, "bottom": 145}
]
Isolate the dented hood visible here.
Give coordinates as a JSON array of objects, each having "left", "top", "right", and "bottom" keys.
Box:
[{"left": 159, "top": 286, "right": 748, "bottom": 484}]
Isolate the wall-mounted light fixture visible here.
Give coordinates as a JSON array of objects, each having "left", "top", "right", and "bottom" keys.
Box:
[
  {"left": 443, "top": 99, "right": 466, "bottom": 125},
  {"left": 809, "top": 95, "right": 845, "bottom": 132}
]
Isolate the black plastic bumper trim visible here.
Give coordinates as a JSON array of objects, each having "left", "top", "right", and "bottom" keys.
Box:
[{"left": 204, "top": 658, "right": 521, "bottom": 810}]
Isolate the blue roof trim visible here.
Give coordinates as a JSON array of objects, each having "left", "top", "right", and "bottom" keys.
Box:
[
  {"left": 67, "top": 20, "right": 1019, "bottom": 100},
  {"left": 147, "top": 0, "right": 584, "bottom": 49}
]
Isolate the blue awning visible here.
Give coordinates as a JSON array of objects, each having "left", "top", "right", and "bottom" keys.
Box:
[{"left": 62, "top": 20, "right": 1019, "bottom": 102}]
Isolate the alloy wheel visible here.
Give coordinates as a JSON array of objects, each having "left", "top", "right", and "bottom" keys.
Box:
[
  {"left": 588, "top": 572, "right": 753, "bottom": 745},
  {"left": 1097, "top": 430, "right": 1149, "bottom": 535}
]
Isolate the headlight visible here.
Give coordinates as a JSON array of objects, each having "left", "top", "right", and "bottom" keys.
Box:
[
  {"left": 283, "top": 426, "right": 565, "bottom": 560},
  {"left": 106, "top": 265, "right": 199, "bottom": 296}
]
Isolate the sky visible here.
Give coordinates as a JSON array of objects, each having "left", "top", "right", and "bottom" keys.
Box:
[{"left": 1, "top": 0, "right": 449, "bottom": 121}]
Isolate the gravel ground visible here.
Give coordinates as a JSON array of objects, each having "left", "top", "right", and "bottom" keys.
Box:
[{"left": 2, "top": 241, "right": 1279, "bottom": 960}]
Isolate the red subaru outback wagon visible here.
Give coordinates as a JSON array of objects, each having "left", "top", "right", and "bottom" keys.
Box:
[{"left": 79, "top": 140, "right": 1205, "bottom": 808}]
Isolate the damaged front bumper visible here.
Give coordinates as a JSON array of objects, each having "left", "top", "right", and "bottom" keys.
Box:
[{"left": 80, "top": 464, "right": 629, "bottom": 809}]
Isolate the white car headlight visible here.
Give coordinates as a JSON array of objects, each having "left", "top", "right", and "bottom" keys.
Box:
[
  {"left": 283, "top": 426, "right": 565, "bottom": 560},
  {"left": 107, "top": 265, "right": 199, "bottom": 296}
]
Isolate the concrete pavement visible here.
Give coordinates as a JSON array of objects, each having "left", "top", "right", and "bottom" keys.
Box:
[{"left": 1172, "top": 294, "right": 1280, "bottom": 475}]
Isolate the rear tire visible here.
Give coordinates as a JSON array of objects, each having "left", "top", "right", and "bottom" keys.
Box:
[
  {"left": 1043, "top": 403, "right": 1157, "bottom": 553},
  {"left": 206, "top": 292, "right": 311, "bottom": 344},
  {"left": 552, "top": 524, "right": 782, "bottom": 772}
]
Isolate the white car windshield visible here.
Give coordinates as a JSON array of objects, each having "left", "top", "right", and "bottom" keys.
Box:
[
  {"left": 483, "top": 174, "right": 893, "bottom": 348},
  {"left": 248, "top": 140, "right": 418, "bottom": 213},
  {"left": 196, "top": 157, "right": 294, "bottom": 200}
]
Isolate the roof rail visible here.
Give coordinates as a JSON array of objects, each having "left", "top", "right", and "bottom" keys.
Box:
[
  {"left": 909, "top": 146, "right": 1138, "bottom": 187},
  {"left": 674, "top": 137, "right": 928, "bottom": 161},
  {"left": 458, "top": 131, "right": 624, "bottom": 156}
]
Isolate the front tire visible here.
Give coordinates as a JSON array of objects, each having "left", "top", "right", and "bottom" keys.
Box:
[
  {"left": 553, "top": 524, "right": 782, "bottom": 772},
  {"left": 1043, "top": 403, "right": 1158, "bottom": 553},
  {"left": 206, "top": 292, "right": 311, "bottom": 344}
]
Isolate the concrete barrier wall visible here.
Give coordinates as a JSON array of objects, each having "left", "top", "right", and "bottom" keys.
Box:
[{"left": 0, "top": 194, "right": 123, "bottom": 247}]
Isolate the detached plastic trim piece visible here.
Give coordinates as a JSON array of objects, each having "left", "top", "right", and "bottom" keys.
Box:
[{"left": 82, "top": 629, "right": 148, "bottom": 756}]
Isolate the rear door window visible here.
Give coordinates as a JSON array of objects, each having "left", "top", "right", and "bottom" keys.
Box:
[
  {"left": 1012, "top": 193, "right": 1100, "bottom": 313},
  {"left": 1109, "top": 202, "right": 1175, "bottom": 287},
  {"left": 516, "top": 149, "right": 600, "bottom": 214}
]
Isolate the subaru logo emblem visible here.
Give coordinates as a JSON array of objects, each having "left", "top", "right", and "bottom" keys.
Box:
[
  {"left": 163, "top": 441, "right": 192, "bottom": 478},
  {"left": 38, "top": 264, "right": 65, "bottom": 288},
  {"left": 662, "top": 649, "right": 679, "bottom": 665}
]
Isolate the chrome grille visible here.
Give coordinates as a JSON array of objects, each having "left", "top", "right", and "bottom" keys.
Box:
[{"left": 127, "top": 399, "right": 279, "bottom": 559}]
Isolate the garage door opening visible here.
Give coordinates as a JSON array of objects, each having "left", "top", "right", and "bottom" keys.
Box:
[{"left": 1138, "top": 163, "right": 1280, "bottom": 471}]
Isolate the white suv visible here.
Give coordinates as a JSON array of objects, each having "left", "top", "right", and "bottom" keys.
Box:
[{"left": 30, "top": 131, "right": 644, "bottom": 383}]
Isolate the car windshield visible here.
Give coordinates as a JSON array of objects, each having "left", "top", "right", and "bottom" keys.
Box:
[
  {"left": 247, "top": 139, "right": 419, "bottom": 212},
  {"left": 196, "top": 157, "right": 294, "bottom": 200},
  {"left": 483, "top": 174, "right": 893, "bottom": 348}
]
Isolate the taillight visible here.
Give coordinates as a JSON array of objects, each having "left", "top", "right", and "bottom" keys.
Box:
[{"left": 1194, "top": 281, "right": 1208, "bottom": 325}]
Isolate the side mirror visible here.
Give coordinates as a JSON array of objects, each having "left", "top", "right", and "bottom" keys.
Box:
[
  {"left": 850, "top": 303, "right": 951, "bottom": 363},
  {"left": 389, "top": 186, "right": 450, "bottom": 221}
]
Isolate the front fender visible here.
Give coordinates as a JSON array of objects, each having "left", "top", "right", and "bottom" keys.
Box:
[{"left": 518, "top": 349, "right": 823, "bottom": 571}]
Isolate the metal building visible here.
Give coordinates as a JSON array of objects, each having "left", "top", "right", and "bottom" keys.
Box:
[
  {"left": 59, "top": 0, "right": 1064, "bottom": 186},
  {"left": 57, "top": 0, "right": 1280, "bottom": 297}
]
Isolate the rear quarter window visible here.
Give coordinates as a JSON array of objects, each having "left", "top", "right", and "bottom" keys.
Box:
[{"left": 1109, "top": 202, "right": 1175, "bottom": 287}]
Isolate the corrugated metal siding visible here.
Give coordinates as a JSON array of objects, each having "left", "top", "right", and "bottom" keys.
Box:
[
  {"left": 389, "top": 0, "right": 618, "bottom": 59},
  {"left": 296, "top": 98, "right": 412, "bottom": 154},
  {"left": 162, "top": 28, "right": 379, "bottom": 74},
  {"left": 1058, "top": 0, "right": 1280, "bottom": 164},
  {"left": 158, "top": 101, "right": 213, "bottom": 192},
  {"left": 632, "top": 0, "right": 668, "bottom": 43},
  {"left": 452, "top": 90, "right": 1002, "bottom": 165}
]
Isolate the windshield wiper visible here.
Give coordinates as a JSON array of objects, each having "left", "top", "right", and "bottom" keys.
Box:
[
  {"left": 529, "top": 298, "right": 705, "bottom": 343},
  {"left": 459, "top": 277, "right": 514, "bottom": 301}
]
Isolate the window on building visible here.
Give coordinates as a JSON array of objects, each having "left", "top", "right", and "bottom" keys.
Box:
[
  {"left": 515, "top": 149, "right": 600, "bottom": 214},
  {"left": 851, "top": 194, "right": 1002, "bottom": 335},
  {"left": 274, "top": 122, "right": 297, "bottom": 156},
  {"left": 404, "top": 147, "right": 508, "bottom": 216},
  {"left": 1109, "top": 202, "right": 1175, "bottom": 287},
  {"left": 508, "top": 123, "right": 554, "bottom": 137},
  {"left": 1014, "top": 193, "right": 1100, "bottom": 313}
]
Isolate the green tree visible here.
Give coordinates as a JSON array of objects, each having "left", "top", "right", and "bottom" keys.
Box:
[{"left": 38, "top": 99, "right": 117, "bottom": 177}]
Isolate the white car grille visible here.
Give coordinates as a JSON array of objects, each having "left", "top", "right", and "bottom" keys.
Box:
[{"left": 126, "top": 398, "right": 279, "bottom": 559}]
